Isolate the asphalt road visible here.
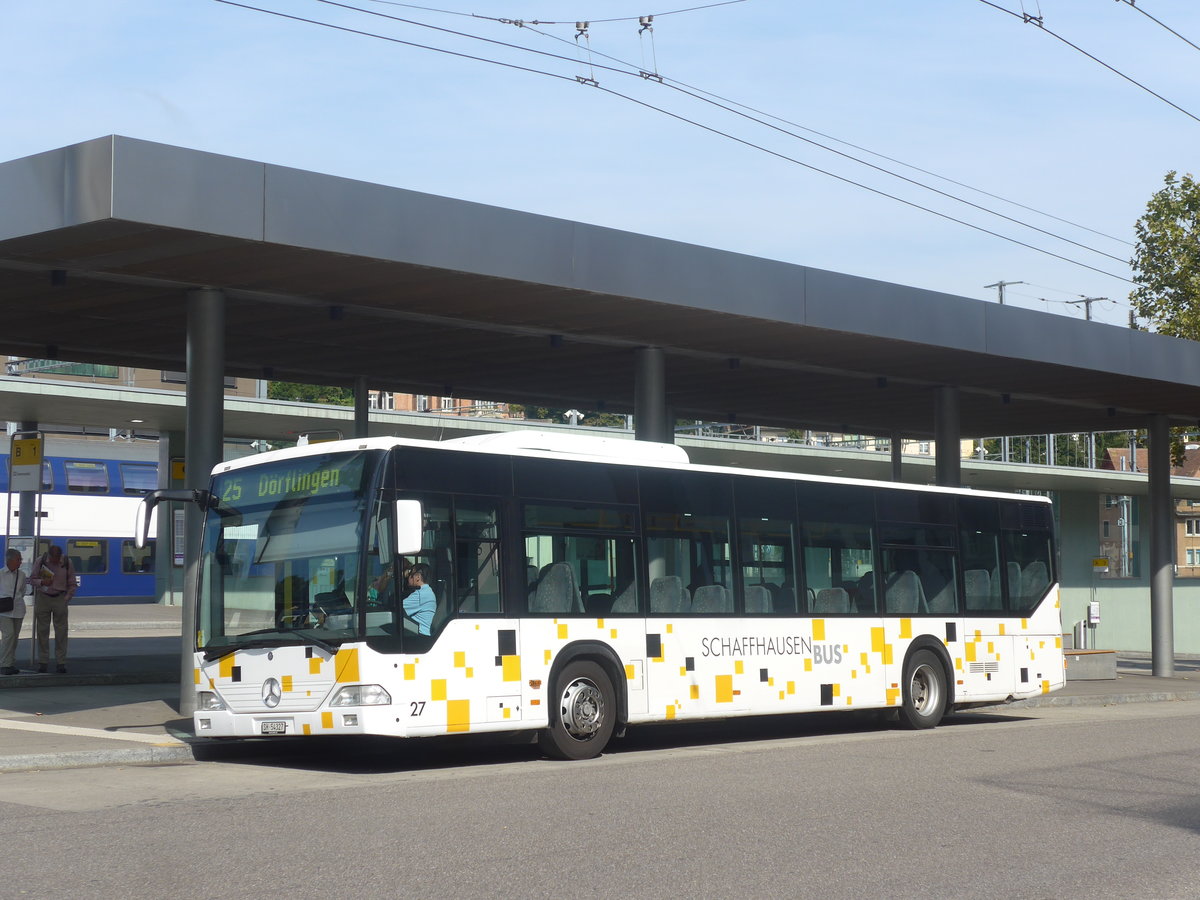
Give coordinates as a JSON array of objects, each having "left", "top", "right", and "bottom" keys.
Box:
[{"left": 3, "top": 702, "right": 1199, "bottom": 899}]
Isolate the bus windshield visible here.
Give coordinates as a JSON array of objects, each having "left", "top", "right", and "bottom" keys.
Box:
[{"left": 197, "top": 450, "right": 382, "bottom": 656}]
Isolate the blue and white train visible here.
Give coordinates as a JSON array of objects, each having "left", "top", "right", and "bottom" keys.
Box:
[{"left": 1, "top": 440, "right": 159, "bottom": 599}]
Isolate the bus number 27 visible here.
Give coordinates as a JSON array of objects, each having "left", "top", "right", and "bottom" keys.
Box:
[{"left": 409, "top": 701, "right": 426, "bottom": 717}]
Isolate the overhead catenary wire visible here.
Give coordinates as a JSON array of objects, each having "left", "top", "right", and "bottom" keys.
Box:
[
  {"left": 511, "top": 18, "right": 1132, "bottom": 247},
  {"left": 360, "top": 0, "right": 748, "bottom": 25},
  {"left": 212, "top": 0, "right": 1136, "bottom": 284},
  {"left": 977, "top": 0, "right": 1200, "bottom": 125},
  {"left": 310, "top": 0, "right": 1133, "bottom": 266},
  {"left": 1114, "top": 0, "right": 1200, "bottom": 55}
]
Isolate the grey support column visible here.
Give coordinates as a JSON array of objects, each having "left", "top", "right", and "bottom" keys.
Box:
[
  {"left": 181, "top": 289, "right": 226, "bottom": 715},
  {"left": 353, "top": 376, "right": 369, "bottom": 439},
  {"left": 933, "top": 386, "right": 961, "bottom": 488},
  {"left": 890, "top": 433, "right": 903, "bottom": 482},
  {"left": 1148, "top": 414, "right": 1175, "bottom": 676},
  {"left": 634, "top": 347, "right": 671, "bottom": 443}
]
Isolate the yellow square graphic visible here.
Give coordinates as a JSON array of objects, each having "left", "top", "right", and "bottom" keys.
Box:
[
  {"left": 466, "top": 667, "right": 474, "bottom": 678},
  {"left": 886, "top": 687, "right": 900, "bottom": 706},
  {"left": 193, "top": 668, "right": 200, "bottom": 685},
  {"left": 625, "top": 664, "right": 635, "bottom": 680},
  {"left": 899, "top": 618, "right": 912, "bottom": 639},
  {"left": 690, "top": 684, "right": 700, "bottom": 700},
  {"left": 716, "top": 674, "right": 734, "bottom": 703},
  {"left": 812, "top": 619, "right": 825, "bottom": 641},
  {"left": 832, "top": 683, "right": 841, "bottom": 697},
  {"left": 965, "top": 643, "right": 977, "bottom": 662},
  {"left": 787, "top": 681, "right": 795, "bottom": 694},
  {"left": 303, "top": 724, "right": 311, "bottom": 736},
  {"left": 219, "top": 654, "right": 236, "bottom": 679},
  {"left": 502, "top": 655, "right": 521, "bottom": 682},
  {"left": 431, "top": 679, "right": 447, "bottom": 701},
  {"left": 447, "top": 699, "right": 470, "bottom": 733},
  {"left": 734, "top": 660, "right": 744, "bottom": 674},
  {"left": 804, "top": 658, "right": 812, "bottom": 672},
  {"left": 321, "top": 712, "right": 333, "bottom": 730},
  {"left": 597, "top": 618, "right": 605, "bottom": 628},
  {"left": 666, "top": 705, "right": 676, "bottom": 720},
  {"left": 611, "top": 629, "right": 618, "bottom": 638},
  {"left": 544, "top": 649, "right": 552, "bottom": 664},
  {"left": 999, "top": 623, "right": 1007, "bottom": 635},
  {"left": 557, "top": 624, "right": 568, "bottom": 640},
  {"left": 282, "top": 676, "right": 293, "bottom": 693},
  {"left": 309, "top": 657, "right": 322, "bottom": 675},
  {"left": 454, "top": 651, "right": 466, "bottom": 668},
  {"left": 404, "top": 663, "right": 416, "bottom": 680},
  {"left": 335, "top": 648, "right": 360, "bottom": 683},
  {"left": 666, "top": 624, "right": 673, "bottom": 633},
  {"left": 871, "top": 627, "right": 885, "bottom": 653}
]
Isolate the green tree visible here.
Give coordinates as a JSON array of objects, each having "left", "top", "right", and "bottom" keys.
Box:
[
  {"left": 1130, "top": 170, "right": 1200, "bottom": 338},
  {"left": 267, "top": 381, "right": 354, "bottom": 406}
]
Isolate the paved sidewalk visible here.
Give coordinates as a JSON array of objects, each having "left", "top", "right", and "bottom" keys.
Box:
[{"left": 0, "top": 601, "right": 1197, "bottom": 773}]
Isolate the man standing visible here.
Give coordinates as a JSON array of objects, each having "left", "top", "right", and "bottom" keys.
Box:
[
  {"left": 34, "top": 545, "right": 76, "bottom": 674},
  {"left": 0, "top": 548, "right": 27, "bottom": 676}
]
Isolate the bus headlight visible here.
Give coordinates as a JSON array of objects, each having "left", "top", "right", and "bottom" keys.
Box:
[
  {"left": 197, "top": 691, "right": 226, "bottom": 711},
  {"left": 329, "top": 684, "right": 392, "bottom": 707}
]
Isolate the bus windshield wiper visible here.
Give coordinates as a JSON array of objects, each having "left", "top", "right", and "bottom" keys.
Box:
[{"left": 202, "top": 631, "right": 343, "bottom": 661}]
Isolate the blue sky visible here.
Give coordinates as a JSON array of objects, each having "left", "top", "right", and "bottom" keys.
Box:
[{"left": 5, "top": 0, "right": 1198, "bottom": 326}]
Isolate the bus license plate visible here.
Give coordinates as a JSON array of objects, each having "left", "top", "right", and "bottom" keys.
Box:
[{"left": 261, "top": 721, "right": 287, "bottom": 735}]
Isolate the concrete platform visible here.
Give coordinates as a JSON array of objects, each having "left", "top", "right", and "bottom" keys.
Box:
[{"left": 1064, "top": 648, "right": 1118, "bottom": 680}]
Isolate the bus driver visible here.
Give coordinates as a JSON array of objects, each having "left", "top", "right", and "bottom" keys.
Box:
[{"left": 403, "top": 564, "right": 436, "bottom": 636}]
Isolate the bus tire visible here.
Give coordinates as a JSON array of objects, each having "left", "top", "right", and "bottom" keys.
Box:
[
  {"left": 900, "top": 648, "right": 947, "bottom": 729},
  {"left": 538, "top": 659, "right": 616, "bottom": 760}
]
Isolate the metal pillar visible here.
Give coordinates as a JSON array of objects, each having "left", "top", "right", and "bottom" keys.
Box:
[
  {"left": 181, "top": 289, "right": 226, "bottom": 715},
  {"left": 1148, "top": 414, "right": 1174, "bottom": 676},
  {"left": 933, "top": 386, "right": 961, "bottom": 487},
  {"left": 353, "top": 376, "right": 369, "bottom": 439},
  {"left": 890, "top": 432, "right": 903, "bottom": 482},
  {"left": 634, "top": 347, "right": 671, "bottom": 443}
]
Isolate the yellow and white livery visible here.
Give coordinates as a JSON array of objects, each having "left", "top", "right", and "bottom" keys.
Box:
[{"left": 176, "top": 432, "right": 1064, "bottom": 759}]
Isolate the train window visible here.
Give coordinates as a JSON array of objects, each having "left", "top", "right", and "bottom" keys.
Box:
[
  {"left": 40, "top": 461, "right": 52, "bottom": 491},
  {"left": 64, "top": 460, "right": 109, "bottom": 493},
  {"left": 67, "top": 539, "right": 108, "bottom": 574},
  {"left": 121, "top": 540, "right": 155, "bottom": 574},
  {"left": 120, "top": 463, "right": 158, "bottom": 495}
]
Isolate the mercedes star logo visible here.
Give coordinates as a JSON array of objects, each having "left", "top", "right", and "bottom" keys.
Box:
[{"left": 262, "top": 677, "right": 282, "bottom": 708}]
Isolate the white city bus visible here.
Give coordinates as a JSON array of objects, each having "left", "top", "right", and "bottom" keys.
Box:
[{"left": 142, "top": 431, "right": 1064, "bottom": 759}]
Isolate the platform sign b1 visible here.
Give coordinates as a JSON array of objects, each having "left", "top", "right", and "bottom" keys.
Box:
[{"left": 9, "top": 436, "right": 43, "bottom": 492}]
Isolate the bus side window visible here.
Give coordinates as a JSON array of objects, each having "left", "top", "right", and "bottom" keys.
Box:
[
  {"left": 641, "top": 469, "right": 732, "bottom": 617},
  {"left": 523, "top": 502, "right": 638, "bottom": 616},
  {"left": 798, "top": 483, "right": 877, "bottom": 615}
]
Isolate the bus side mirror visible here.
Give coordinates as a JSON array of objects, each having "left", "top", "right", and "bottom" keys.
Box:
[
  {"left": 395, "top": 500, "right": 423, "bottom": 555},
  {"left": 134, "top": 489, "right": 214, "bottom": 548}
]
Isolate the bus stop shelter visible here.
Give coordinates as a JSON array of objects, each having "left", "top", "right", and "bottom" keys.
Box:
[{"left": 1, "top": 135, "right": 1199, "bottom": 685}]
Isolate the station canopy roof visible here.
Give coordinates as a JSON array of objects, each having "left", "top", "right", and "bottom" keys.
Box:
[{"left": 2, "top": 135, "right": 1200, "bottom": 442}]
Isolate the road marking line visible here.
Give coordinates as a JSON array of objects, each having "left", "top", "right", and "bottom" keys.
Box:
[{"left": 0, "top": 718, "right": 186, "bottom": 745}]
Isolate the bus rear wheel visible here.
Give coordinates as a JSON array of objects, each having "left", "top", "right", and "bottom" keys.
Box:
[
  {"left": 538, "top": 660, "right": 616, "bottom": 760},
  {"left": 900, "top": 649, "right": 947, "bottom": 729}
]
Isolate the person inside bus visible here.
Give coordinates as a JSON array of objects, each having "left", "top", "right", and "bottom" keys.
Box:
[
  {"left": 34, "top": 544, "right": 77, "bottom": 673},
  {"left": 402, "top": 563, "right": 436, "bottom": 636},
  {"left": 0, "top": 548, "right": 27, "bottom": 676}
]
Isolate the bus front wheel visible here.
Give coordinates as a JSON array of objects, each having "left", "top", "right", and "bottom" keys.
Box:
[
  {"left": 538, "top": 660, "right": 616, "bottom": 760},
  {"left": 900, "top": 649, "right": 947, "bottom": 729}
]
